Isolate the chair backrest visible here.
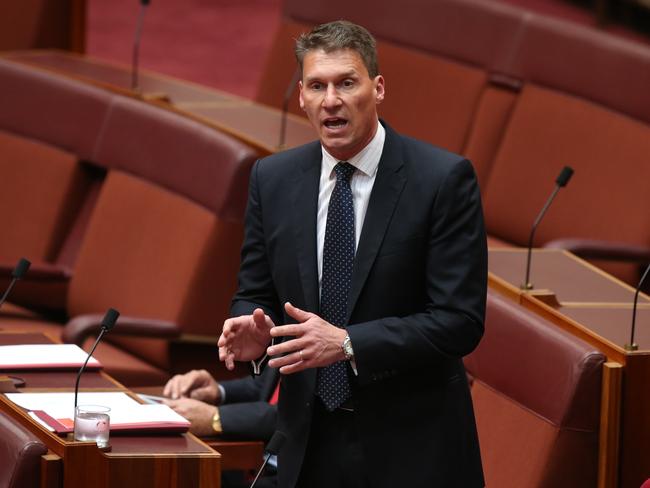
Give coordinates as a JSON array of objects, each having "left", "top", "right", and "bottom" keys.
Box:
[
  {"left": 0, "top": 412, "right": 47, "bottom": 488},
  {"left": 0, "top": 130, "right": 91, "bottom": 263},
  {"left": 481, "top": 82, "right": 650, "bottom": 282},
  {"left": 91, "top": 95, "right": 258, "bottom": 219},
  {"left": 464, "top": 291, "right": 605, "bottom": 487},
  {"left": 66, "top": 170, "right": 239, "bottom": 370},
  {"left": 0, "top": 58, "right": 113, "bottom": 161}
]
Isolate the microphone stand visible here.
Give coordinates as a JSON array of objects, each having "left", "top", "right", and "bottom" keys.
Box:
[
  {"left": 131, "top": 0, "right": 150, "bottom": 92},
  {"left": 74, "top": 309, "right": 120, "bottom": 410},
  {"left": 625, "top": 264, "right": 650, "bottom": 351},
  {"left": 278, "top": 69, "right": 300, "bottom": 150},
  {"left": 522, "top": 185, "right": 561, "bottom": 290},
  {"left": 522, "top": 166, "right": 574, "bottom": 290},
  {"left": 0, "top": 258, "right": 30, "bottom": 311},
  {"left": 248, "top": 431, "right": 286, "bottom": 488}
]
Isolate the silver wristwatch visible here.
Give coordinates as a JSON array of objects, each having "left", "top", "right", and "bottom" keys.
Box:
[{"left": 341, "top": 335, "right": 354, "bottom": 361}]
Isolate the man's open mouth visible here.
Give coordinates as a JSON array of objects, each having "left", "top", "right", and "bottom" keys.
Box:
[{"left": 323, "top": 118, "right": 348, "bottom": 129}]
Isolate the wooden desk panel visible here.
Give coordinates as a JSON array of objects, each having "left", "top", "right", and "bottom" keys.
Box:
[
  {"left": 185, "top": 103, "right": 316, "bottom": 155},
  {"left": 489, "top": 248, "right": 649, "bottom": 305},
  {"left": 0, "top": 331, "right": 221, "bottom": 488},
  {"left": 488, "top": 248, "right": 650, "bottom": 488},
  {"left": 560, "top": 307, "right": 650, "bottom": 351},
  {"left": 4, "top": 50, "right": 231, "bottom": 104},
  {"left": 2, "top": 49, "right": 316, "bottom": 156}
]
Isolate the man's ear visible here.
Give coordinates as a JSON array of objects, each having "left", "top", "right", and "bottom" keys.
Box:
[
  {"left": 374, "top": 75, "right": 385, "bottom": 104},
  {"left": 298, "top": 80, "right": 305, "bottom": 110}
]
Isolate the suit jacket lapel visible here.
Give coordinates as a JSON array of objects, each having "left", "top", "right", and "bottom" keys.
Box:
[
  {"left": 347, "top": 126, "right": 406, "bottom": 320},
  {"left": 291, "top": 143, "right": 322, "bottom": 314}
]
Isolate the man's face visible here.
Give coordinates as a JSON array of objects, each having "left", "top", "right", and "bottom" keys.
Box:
[{"left": 299, "top": 48, "right": 385, "bottom": 161}]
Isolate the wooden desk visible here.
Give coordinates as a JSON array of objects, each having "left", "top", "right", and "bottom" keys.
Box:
[
  {"left": 135, "top": 386, "right": 265, "bottom": 473},
  {"left": 1, "top": 50, "right": 316, "bottom": 156},
  {"left": 0, "top": 332, "right": 221, "bottom": 488},
  {"left": 488, "top": 248, "right": 650, "bottom": 488}
]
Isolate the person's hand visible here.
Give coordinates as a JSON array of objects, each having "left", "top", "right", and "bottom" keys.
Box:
[
  {"left": 218, "top": 308, "right": 275, "bottom": 370},
  {"left": 162, "top": 369, "right": 219, "bottom": 403},
  {"left": 163, "top": 398, "right": 217, "bottom": 437},
  {"left": 267, "top": 302, "right": 347, "bottom": 374}
]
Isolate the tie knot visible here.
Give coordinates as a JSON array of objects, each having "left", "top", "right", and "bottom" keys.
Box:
[{"left": 335, "top": 162, "right": 355, "bottom": 182}]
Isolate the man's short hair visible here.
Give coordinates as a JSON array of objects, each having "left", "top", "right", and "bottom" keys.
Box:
[{"left": 295, "top": 20, "right": 379, "bottom": 78}]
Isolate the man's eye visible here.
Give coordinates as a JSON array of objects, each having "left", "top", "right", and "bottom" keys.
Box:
[
  {"left": 311, "top": 83, "right": 323, "bottom": 90},
  {"left": 342, "top": 80, "right": 355, "bottom": 88}
]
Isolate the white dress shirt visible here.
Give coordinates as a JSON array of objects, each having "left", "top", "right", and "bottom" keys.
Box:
[{"left": 317, "top": 122, "right": 386, "bottom": 289}]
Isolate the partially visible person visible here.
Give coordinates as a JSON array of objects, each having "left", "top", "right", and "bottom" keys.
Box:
[
  {"left": 163, "top": 367, "right": 278, "bottom": 439},
  {"left": 163, "top": 367, "right": 279, "bottom": 488}
]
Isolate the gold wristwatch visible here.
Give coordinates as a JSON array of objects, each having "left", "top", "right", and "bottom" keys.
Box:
[{"left": 211, "top": 408, "right": 222, "bottom": 434}]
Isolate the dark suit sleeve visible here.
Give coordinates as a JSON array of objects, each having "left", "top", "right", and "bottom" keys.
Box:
[
  {"left": 349, "top": 158, "right": 487, "bottom": 386},
  {"left": 219, "top": 402, "right": 277, "bottom": 441},
  {"left": 218, "top": 368, "right": 279, "bottom": 441},
  {"left": 220, "top": 367, "right": 278, "bottom": 404},
  {"left": 231, "top": 159, "right": 283, "bottom": 324}
]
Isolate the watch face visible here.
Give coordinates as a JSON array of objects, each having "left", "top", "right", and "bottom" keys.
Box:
[{"left": 343, "top": 338, "right": 354, "bottom": 359}]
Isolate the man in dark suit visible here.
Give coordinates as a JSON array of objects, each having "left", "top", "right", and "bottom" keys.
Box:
[
  {"left": 218, "top": 20, "right": 487, "bottom": 488},
  {"left": 163, "top": 367, "right": 278, "bottom": 440}
]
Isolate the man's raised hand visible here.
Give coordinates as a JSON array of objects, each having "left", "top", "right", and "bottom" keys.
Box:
[
  {"left": 267, "top": 302, "right": 347, "bottom": 374},
  {"left": 218, "top": 308, "right": 275, "bottom": 370}
]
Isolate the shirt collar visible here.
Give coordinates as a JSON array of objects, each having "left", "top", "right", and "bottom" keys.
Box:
[{"left": 321, "top": 121, "right": 385, "bottom": 178}]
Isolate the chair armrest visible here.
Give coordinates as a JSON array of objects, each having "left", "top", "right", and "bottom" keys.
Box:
[
  {"left": 544, "top": 238, "right": 650, "bottom": 263},
  {"left": 62, "top": 315, "right": 181, "bottom": 346},
  {"left": 0, "top": 261, "right": 71, "bottom": 281}
]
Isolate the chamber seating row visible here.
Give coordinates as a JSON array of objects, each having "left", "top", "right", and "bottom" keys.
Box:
[
  {"left": 256, "top": 0, "right": 650, "bottom": 286},
  {"left": 0, "top": 58, "right": 258, "bottom": 386},
  {"left": 465, "top": 291, "right": 606, "bottom": 487}
]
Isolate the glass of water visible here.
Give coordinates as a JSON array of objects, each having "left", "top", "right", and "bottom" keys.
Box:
[{"left": 74, "top": 405, "right": 111, "bottom": 448}]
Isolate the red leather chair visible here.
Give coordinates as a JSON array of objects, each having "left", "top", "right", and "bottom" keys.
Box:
[{"left": 0, "top": 412, "right": 47, "bottom": 488}]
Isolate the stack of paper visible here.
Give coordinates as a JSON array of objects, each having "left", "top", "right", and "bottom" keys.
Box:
[
  {"left": 0, "top": 344, "right": 102, "bottom": 370},
  {"left": 5, "top": 392, "right": 190, "bottom": 434}
]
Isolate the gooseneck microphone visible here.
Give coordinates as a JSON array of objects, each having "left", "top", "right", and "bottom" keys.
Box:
[
  {"left": 522, "top": 166, "right": 574, "bottom": 290},
  {"left": 249, "top": 431, "right": 287, "bottom": 488},
  {"left": 0, "top": 258, "right": 31, "bottom": 311},
  {"left": 131, "top": 0, "right": 151, "bottom": 91},
  {"left": 74, "top": 308, "right": 120, "bottom": 409},
  {"left": 278, "top": 68, "right": 301, "bottom": 150},
  {"left": 625, "top": 264, "right": 650, "bottom": 351}
]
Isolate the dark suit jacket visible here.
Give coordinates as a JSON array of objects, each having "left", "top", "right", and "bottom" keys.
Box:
[
  {"left": 231, "top": 122, "right": 487, "bottom": 488},
  {"left": 219, "top": 367, "right": 279, "bottom": 441}
]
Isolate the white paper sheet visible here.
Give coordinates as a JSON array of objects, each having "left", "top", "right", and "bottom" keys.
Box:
[
  {"left": 5, "top": 392, "right": 190, "bottom": 431},
  {"left": 0, "top": 344, "right": 101, "bottom": 369}
]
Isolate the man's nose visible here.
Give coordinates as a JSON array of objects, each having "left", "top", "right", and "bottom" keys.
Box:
[{"left": 322, "top": 85, "right": 342, "bottom": 108}]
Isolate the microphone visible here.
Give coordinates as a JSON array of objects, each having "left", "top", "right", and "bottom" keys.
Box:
[
  {"left": 522, "top": 166, "right": 574, "bottom": 290},
  {"left": 249, "top": 431, "right": 287, "bottom": 488},
  {"left": 277, "top": 68, "right": 301, "bottom": 150},
  {"left": 625, "top": 264, "right": 650, "bottom": 351},
  {"left": 0, "top": 258, "right": 31, "bottom": 311},
  {"left": 74, "top": 308, "right": 120, "bottom": 410},
  {"left": 131, "top": 0, "right": 151, "bottom": 91}
]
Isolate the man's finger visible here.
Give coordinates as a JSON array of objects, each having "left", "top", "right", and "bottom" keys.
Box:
[
  {"left": 162, "top": 398, "right": 177, "bottom": 407},
  {"left": 284, "top": 302, "right": 313, "bottom": 322},
  {"left": 268, "top": 349, "right": 303, "bottom": 369},
  {"left": 252, "top": 308, "right": 266, "bottom": 327},
  {"left": 270, "top": 323, "right": 305, "bottom": 339}
]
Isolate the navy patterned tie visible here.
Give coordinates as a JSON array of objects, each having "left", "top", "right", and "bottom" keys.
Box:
[{"left": 317, "top": 162, "right": 355, "bottom": 411}]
